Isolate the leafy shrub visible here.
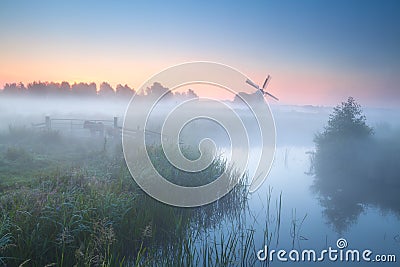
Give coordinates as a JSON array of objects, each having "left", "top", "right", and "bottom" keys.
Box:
[
  {"left": 312, "top": 97, "right": 400, "bottom": 232},
  {"left": 314, "top": 97, "right": 373, "bottom": 147}
]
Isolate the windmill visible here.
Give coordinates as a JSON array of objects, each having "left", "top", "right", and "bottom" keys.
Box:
[{"left": 246, "top": 75, "right": 279, "bottom": 101}]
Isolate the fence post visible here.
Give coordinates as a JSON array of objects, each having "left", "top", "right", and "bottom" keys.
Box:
[
  {"left": 45, "top": 116, "right": 51, "bottom": 130},
  {"left": 114, "top": 117, "right": 118, "bottom": 128}
]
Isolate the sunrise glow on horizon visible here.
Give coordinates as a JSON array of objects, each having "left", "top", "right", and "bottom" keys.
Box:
[{"left": 1, "top": 1, "right": 399, "bottom": 108}]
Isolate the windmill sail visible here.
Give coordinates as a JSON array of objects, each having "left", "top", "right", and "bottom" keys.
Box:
[
  {"left": 262, "top": 75, "right": 271, "bottom": 89},
  {"left": 245, "top": 75, "right": 279, "bottom": 101},
  {"left": 246, "top": 79, "right": 260, "bottom": 89}
]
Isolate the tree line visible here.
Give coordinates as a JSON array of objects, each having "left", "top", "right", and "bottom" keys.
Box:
[{"left": 0, "top": 81, "right": 198, "bottom": 100}]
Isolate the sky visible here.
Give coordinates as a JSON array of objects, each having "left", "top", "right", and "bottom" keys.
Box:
[{"left": 0, "top": 0, "right": 399, "bottom": 107}]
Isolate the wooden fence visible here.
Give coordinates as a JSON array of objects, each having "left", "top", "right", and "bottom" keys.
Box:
[
  {"left": 32, "top": 116, "right": 169, "bottom": 141},
  {"left": 32, "top": 116, "right": 119, "bottom": 137}
]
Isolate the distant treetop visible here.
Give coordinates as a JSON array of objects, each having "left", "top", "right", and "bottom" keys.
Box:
[{"left": 0, "top": 81, "right": 198, "bottom": 100}]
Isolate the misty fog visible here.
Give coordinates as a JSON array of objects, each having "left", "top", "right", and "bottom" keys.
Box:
[{"left": 1, "top": 90, "right": 400, "bottom": 236}]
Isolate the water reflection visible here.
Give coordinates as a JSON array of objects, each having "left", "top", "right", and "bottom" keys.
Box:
[{"left": 311, "top": 137, "right": 400, "bottom": 233}]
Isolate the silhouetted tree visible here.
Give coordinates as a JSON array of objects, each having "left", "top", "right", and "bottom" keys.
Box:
[
  {"left": 98, "top": 82, "right": 115, "bottom": 98},
  {"left": 172, "top": 89, "right": 199, "bottom": 103},
  {"left": 71, "top": 82, "right": 97, "bottom": 97},
  {"left": 186, "top": 88, "right": 198, "bottom": 99},
  {"left": 315, "top": 97, "right": 373, "bottom": 145},
  {"left": 59, "top": 81, "right": 71, "bottom": 95},
  {"left": 311, "top": 97, "right": 381, "bottom": 233},
  {"left": 2, "top": 82, "right": 26, "bottom": 95},
  {"left": 1, "top": 80, "right": 203, "bottom": 101},
  {"left": 146, "top": 82, "right": 171, "bottom": 98},
  {"left": 115, "top": 84, "right": 134, "bottom": 99},
  {"left": 27, "top": 81, "right": 48, "bottom": 96},
  {"left": 46, "top": 82, "right": 60, "bottom": 96}
]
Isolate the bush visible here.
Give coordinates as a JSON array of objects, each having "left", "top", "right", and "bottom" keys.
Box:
[
  {"left": 314, "top": 97, "right": 373, "bottom": 147},
  {"left": 312, "top": 97, "right": 400, "bottom": 232}
]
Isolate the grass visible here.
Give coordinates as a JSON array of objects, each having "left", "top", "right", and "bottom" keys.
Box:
[{"left": 0, "top": 126, "right": 285, "bottom": 266}]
